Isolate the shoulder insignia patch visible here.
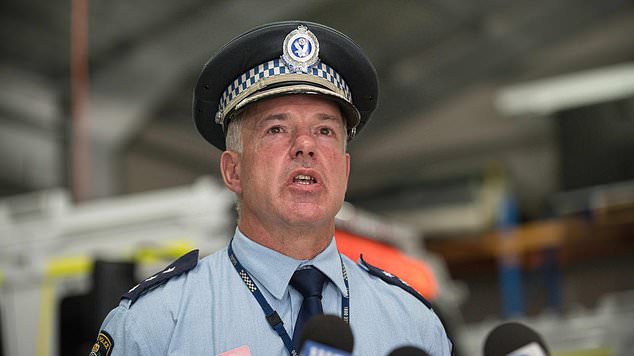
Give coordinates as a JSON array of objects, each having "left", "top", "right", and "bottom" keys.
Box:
[
  {"left": 90, "top": 330, "right": 114, "bottom": 356},
  {"left": 122, "top": 249, "right": 199, "bottom": 305},
  {"left": 358, "top": 254, "right": 432, "bottom": 309}
]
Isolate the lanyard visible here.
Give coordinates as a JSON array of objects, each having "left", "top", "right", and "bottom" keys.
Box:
[{"left": 228, "top": 240, "right": 350, "bottom": 356}]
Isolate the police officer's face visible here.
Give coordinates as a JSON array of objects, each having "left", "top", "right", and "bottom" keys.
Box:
[{"left": 222, "top": 95, "right": 350, "bottom": 231}]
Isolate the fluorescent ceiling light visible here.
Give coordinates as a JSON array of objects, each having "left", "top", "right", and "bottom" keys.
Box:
[{"left": 496, "top": 62, "right": 634, "bottom": 117}]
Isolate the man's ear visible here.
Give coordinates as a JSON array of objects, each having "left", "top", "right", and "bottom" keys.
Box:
[{"left": 220, "top": 151, "right": 242, "bottom": 194}]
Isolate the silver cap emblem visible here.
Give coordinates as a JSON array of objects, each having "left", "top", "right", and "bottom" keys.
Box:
[{"left": 282, "top": 25, "right": 320, "bottom": 73}]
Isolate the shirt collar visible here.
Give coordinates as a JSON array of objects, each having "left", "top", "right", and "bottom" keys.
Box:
[{"left": 231, "top": 228, "right": 347, "bottom": 300}]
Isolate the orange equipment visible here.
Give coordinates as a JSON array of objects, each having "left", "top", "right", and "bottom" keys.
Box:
[{"left": 335, "top": 230, "right": 439, "bottom": 301}]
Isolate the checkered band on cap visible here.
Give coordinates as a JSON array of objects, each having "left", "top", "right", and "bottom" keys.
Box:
[{"left": 215, "top": 58, "right": 353, "bottom": 124}]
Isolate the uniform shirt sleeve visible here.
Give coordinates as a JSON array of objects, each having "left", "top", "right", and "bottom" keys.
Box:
[
  {"left": 429, "top": 313, "right": 453, "bottom": 356},
  {"left": 97, "top": 301, "right": 154, "bottom": 356},
  {"left": 409, "top": 296, "right": 453, "bottom": 355},
  {"left": 346, "top": 257, "right": 453, "bottom": 355}
]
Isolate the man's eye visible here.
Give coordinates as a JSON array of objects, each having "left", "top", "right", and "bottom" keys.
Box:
[
  {"left": 268, "top": 126, "right": 283, "bottom": 134},
  {"left": 319, "top": 127, "right": 333, "bottom": 135}
]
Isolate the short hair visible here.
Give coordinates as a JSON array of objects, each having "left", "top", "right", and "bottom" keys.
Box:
[{"left": 225, "top": 111, "right": 246, "bottom": 153}]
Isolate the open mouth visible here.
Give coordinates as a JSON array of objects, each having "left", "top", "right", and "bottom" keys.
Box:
[{"left": 293, "top": 174, "right": 317, "bottom": 185}]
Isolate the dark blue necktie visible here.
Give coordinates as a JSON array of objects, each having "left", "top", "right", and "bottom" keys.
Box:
[{"left": 290, "top": 266, "right": 328, "bottom": 347}]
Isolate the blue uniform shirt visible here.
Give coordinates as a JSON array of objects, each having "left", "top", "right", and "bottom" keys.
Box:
[{"left": 97, "top": 229, "right": 452, "bottom": 355}]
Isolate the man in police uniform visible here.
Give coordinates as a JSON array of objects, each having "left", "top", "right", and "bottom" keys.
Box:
[{"left": 91, "top": 21, "right": 452, "bottom": 356}]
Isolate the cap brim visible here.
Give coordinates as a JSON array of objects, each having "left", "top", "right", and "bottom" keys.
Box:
[{"left": 233, "top": 85, "right": 360, "bottom": 130}]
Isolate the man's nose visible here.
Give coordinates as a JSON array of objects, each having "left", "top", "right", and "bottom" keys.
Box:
[{"left": 291, "top": 132, "right": 316, "bottom": 159}]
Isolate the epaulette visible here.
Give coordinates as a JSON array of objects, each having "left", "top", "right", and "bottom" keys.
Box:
[
  {"left": 358, "top": 255, "right": 432, "bottom": 309},
  {"left": 122, "top": 249, "right": 199, "bottom": 305}
]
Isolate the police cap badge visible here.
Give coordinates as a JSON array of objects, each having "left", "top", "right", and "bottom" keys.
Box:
[{"left": 193, "top": 21, "right": 378, "bottom": 150}]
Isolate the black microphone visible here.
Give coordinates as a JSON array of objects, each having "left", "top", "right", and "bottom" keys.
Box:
[
  {"left": 299, "top": 314, "right": 354, "bottom": 355},
  {"left": 387, "top": 345, "right": 430, "bottom": 356},
  {"left": 483, "top": 321, "right": 550, "bottom": 356}
]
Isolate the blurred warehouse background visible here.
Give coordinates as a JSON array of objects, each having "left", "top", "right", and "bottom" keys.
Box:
[{"left": 1, "top": 0, "right": 633, "bottom": 355}]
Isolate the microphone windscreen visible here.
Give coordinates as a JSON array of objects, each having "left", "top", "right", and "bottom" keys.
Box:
[
  {"left": 387, "top": 345, "right": 431, "bottom": 356},
  {"left": 483, "top": 321, "right": 550, "bottom": 356},
  {"left": 298, "top": 314, "right": 354, "bottom": 353}
]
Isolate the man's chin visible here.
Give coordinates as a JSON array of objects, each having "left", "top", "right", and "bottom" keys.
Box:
[{"left": 282, "top": 206, "right": 335, "bottom": 227}]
